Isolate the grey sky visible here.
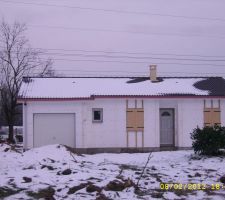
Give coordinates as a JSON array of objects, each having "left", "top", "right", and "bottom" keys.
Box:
[{"left": 1, "top": 0, "right": 225, "bottom": 77}]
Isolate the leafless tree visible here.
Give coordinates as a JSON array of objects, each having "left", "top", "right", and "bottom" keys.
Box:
[{"left": 0, "top": 20, "right": 53, "bottom": 142}]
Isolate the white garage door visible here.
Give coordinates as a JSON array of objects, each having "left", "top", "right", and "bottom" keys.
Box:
[{"left": 34, "top": 113, "right": 75, "bottom": 148}]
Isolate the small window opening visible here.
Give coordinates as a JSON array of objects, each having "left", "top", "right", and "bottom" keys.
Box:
[{"left": 92, "top": 108, "right": 103, "bottom": 123}]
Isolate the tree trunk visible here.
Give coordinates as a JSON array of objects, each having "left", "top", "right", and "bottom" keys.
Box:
[{"left": 8, "top": 124, "right": 15, "bottom": 143}]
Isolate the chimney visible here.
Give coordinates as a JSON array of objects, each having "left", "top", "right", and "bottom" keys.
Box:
[{"left": 149, "top": 64, "right": 157, "bottom": 82}]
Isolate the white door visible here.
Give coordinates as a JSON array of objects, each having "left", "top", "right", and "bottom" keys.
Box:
[
  {"left": 34, "top": 113, "right": 75, "bottom": 148},
  {"left": 160, "top": 109, "right": 174, "bottom": 147}
]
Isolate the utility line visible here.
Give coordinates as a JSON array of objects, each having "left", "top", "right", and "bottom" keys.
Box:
[
  {"left": 39, "top": 49, "right": 225, "bottom": 58},
  {"left": 36, "top": 53, "right": 225, "bottom": 62},
  {"left": 1, "top": 45, "right": 225, "bottom": 58},
  {"left": 2, "top": 46, "right": 225, "bottom": 62},
  {"left": 1, "top": 0, "right": 225, "bottom": 22},
  {"left": 2, "top": 53, "right": 225, "bottom": 66},
  {"left": 39, "top": 58, "right": 225, "bottom": 66},
  {"left": 27, "top": 24, "right": 225, "bottom": 39},
  {"left": 2, "top": 55, "right": 225, "bottom": 66}
]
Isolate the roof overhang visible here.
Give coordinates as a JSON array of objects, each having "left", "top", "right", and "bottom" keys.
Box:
[{"left": 17, "top": 95, "right": 225, "bottom": 103}]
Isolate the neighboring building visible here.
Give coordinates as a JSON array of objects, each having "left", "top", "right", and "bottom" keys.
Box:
[{"left": 18, "top": 66, "right": 225, "bottom": 153}]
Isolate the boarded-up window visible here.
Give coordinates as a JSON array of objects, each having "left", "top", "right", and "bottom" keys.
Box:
[
  {"left": 204, "top": 108, "right": 221, "bottom": 126},
  {"left": 126, "top": 108, "right": 144, "bottom": 131},
  {"left": 204, "top": 99, "right": 221, "bottom": 126},
  {"left": 126, "top": 100, "right": 144, "bottom": 148}
]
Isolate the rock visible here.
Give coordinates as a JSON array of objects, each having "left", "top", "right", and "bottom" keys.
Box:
[
  {"left": 96, "top": 193, "right": 109, "bottom": 200},
  {"left": 151, "top": 166, "right": 157, "bottom": 171},
  {"left": 41, "top": 165, "right": 55, "bottom": 170},
  {"left": 86, "top": 184, "right": 102, "bottom": 193},
  {"left": 47, "top": 158, "right": 55, "bottom": 163},
  {"left": 105, "top": 180, "right": 125, "bottom": 191},
  {"left": 23, "top": 177, "right": 32, "bottom": 183},
  {"left": 4, "top": 148, "right": 10, "bottom": 152},
  {"left": 220, "top": 175, "right": 225, "bottom": 184},
  {"left": 46, "top": 166, "right": 54, "bottom": 170},
  {"left": 150, "top": 181, "right": 155, "bottom": 184},
  {"left": 23, "top": 165, "right": 34, "bottom": 170},
  {"left": 8, "top": 178, "right": 14, "bottom": 183},
  {"left": 124, "top": 178, "right": 135, "bottom": 188},
  {"left": 61, "top": 169, "right": 72, "bottom": 175},
  {"left": 49, "top": 166, "right": 55, "bottom": 171},
  {"left": 135, "top": 171, "right": 142, "bottom": 175},
  {"left": 195, "top": 172, "right": 201, "bottom": 177},
  {"left": 67, "top": 183, "right": 88, "bottom": 194}
]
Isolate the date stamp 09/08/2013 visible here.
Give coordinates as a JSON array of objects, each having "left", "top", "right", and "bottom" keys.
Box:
[{"left": 160, "top": 183, "right": 225, "bottom": 191}]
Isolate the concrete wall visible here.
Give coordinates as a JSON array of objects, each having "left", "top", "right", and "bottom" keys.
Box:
[{"left": 23, "top": 98, "right": 225, "bottom": 150}]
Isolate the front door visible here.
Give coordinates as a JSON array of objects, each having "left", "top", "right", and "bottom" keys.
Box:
[{"left": 160, "top": 109, "right": 174, "bottom": 147}]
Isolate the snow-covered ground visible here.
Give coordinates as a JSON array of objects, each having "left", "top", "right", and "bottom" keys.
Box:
[{"left": 0, "top": 144, "right": 225, "bottom": 200}]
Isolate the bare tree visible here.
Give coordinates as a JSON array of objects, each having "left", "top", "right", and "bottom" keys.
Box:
[{"left": 0, "top": 20, "right": 52, "bottom": 143}]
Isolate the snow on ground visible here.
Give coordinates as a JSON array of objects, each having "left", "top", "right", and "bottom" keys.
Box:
[{"left": 0, "top": 144, "right": 225, "bottom": 200}]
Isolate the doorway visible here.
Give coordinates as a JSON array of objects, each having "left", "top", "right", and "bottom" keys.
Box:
[{"left": 160, "top": 109, "right": 175, "bottom": 147}]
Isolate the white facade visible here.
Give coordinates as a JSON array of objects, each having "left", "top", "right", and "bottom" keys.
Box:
[{"left": 22, "top": 98, "right": 225, "bottom": 151}]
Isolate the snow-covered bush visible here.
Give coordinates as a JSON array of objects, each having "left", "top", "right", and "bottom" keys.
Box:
[{"left": 191, "top": 126, "right": 225, "bottom": 155}]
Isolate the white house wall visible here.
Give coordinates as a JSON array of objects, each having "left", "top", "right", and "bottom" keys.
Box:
[
  {"left": 24, "top": 101, "right": 83, "bottom": 149},
  {"left": 83, "top": 99, "right": 126, "bottom": 148},
  {"left": 220, "top": 100, "right": 225, "bottom": 125},
  {"left": 143, "top": 100, "right": 159, "bottom": 148},
  {"left": 177, "top": 99, "right": 203, "bottom": 147},
  {"left": 23, "top": 98, "right": 225, "bottom": 150}
]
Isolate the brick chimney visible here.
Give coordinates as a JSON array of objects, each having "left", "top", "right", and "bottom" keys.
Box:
[{"left": 149, "top": 65, "right": 157, "bottom": 82}]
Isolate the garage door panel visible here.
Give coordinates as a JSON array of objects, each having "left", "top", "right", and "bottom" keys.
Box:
[{"left": 34, "top": 113, "right": 75, "bottom": 148}]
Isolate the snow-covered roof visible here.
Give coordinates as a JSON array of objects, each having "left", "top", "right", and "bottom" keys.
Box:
[{"left": 18, "top": 77, "right": 225, "bottom": 100}]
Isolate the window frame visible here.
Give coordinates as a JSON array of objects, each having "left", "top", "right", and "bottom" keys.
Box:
[{"left": 92, "top": 108, "right": 103, "bottom": 123}]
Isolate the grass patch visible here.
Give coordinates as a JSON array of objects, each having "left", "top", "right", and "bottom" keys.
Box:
[
  {"left": 27, "top": 186, "right": 55, "bottom": 199},
  {"left": 135, "top": 188, "right": 164, "bottom": 199},
  {"left": 119, "top": 164, "right": 142, "bottom": 171},
  {"left": 0, "top": 186, "right": 24, "bottom": 198}
]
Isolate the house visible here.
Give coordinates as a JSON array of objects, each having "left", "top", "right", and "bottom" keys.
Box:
[{"left": 18, "top": 65, "right": 225, "bottom": 153}]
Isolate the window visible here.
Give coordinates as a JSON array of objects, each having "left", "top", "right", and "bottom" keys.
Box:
[
  {"left": 92, "top": 108, "right": 103, "bottom": 123},
  {"left": 161, "top": 111, "right": 171, "bottom": 117}
]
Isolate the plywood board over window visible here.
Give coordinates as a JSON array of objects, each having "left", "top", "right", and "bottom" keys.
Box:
[
  {"left": 126, "top": 100, "right": 144, "bottom": 148},
  {"left": 204, "top": 100, "right": 221, "bottom": 126},
  {"left": 126, "top": 108, "right": 144, "bottom": 131}
]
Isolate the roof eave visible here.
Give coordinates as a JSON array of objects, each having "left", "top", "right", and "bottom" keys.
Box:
[{"left": 17, "top": 95, "right": 225, "bottom": 102}]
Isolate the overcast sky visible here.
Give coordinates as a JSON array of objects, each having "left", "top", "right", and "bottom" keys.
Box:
[{"left": 1, "top": 0, "right": 225, "bottom": 77}]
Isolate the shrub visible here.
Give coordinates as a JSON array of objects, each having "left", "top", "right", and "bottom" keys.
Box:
[{"left": 191, "top": 126, "right": 225, "bottom": 155}]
